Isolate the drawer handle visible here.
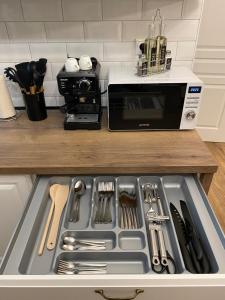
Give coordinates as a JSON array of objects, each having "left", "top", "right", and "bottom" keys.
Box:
[{"left": 95, "top": 289, "right": 144, "bottom": 300}]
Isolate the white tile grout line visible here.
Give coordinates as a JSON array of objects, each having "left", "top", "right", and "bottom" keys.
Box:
[{"left": 19, "top": 0, "right": 25, "bottom": 21}]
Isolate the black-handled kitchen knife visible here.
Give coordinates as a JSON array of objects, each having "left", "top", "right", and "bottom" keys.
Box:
[
  {"left": 180, "top": 200, "right": 210, "bottom": 273},
  {"left": 180, "top": 200, "right": 203, "bottom": 260},
  {"left": 170, "top": 203, "right": 197, "bottom": 273}
]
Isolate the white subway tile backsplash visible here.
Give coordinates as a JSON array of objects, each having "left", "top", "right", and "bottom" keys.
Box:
[
  {"left": 0, "top": 23, "right": 8, "bottom": 42},
  {"left": 51, "top": 63, "right": 64, "bottom": 79},
  {"left": 45, "top": 63, "right": 53, "bottom": 80},
  {"left": 176, "top": 41, "right": 196, "bottom": 60},
  {"left": 173, "top": 60, "right": 193, "bottom": 69},
  {"left": 67, "top": 43, "right": 103, "bottom": 61},
  {"left": 11, "top": 96, "right": 24, "bottom": 107},
  {"left": 0, "top": 0, "right": 203, "bottom": 108},
  {"left": 21, "top": 0, "right": 63, "bottom": 21},
  {"left": 103, "top": 0, "right": 142, "bottom": 20},
  {"left": 167, "top": 41, "right": 177, "bottom": 60},
  {"left": 62, "top": 0, "right": 102, "bottom": 21},
  {"left": 44, "top": 80, "right": 60, "bottom": 97},
  {"left": 45, "top": 97, "right": 57, "bottom": 107},
  {"left": 0, "top": 0, "right": 23, "bottom": 21},
  {"left": 165, "top": 20, "right": 199, "bottom": 41},
  {"left": 142, "top": 0, "right": 183, "bottom": 20},
  {"left": 84, "top": 21, "right": 122, "bottom": 41},
  {"left": 99, "top": 62, "right": 121, "bottom": 79},
  {"left": 45, "top": 22, "right": 84, "bottom": 42},
  {"left": 182, "top": 0, "right": 203, "bottom": 20},
  {"left": 103, "top": 42, "right": 136, "bottom": 61},
  {"left": 0, "top": 44, "right": 31, "bottom": 62},
  {"left": 30, "top": 43, "right": 67, "bottom": 62},
  {"left": 122, "top": 21, "right": 150, "bottom": 41},
  {"left": 6, "top": 22, "right": 46, "bottom": 42}
]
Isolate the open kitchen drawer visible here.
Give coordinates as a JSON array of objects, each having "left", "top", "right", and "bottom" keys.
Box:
[{"left": 0, "top": 175, "right": 224, "bottom": 300}]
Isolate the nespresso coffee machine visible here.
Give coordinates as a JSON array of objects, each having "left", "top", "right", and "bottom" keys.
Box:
[{"left": 57, "top": 59, "right": 101, "bottom": 130}]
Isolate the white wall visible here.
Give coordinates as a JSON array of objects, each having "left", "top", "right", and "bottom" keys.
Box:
[{"left": 0, "top": 0, "right": 204, "bottom": 107}]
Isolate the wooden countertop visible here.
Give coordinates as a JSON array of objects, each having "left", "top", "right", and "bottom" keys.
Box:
[{"left": 0, "top": 110, "right": 217, "bottom": 175}]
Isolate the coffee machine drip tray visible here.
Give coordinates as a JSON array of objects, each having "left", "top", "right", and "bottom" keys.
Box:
[
  {"left": 67, "top": 113, "right": 99, "bottom": 123},
  {"left": 64, "top": 113, "right": 101, "bottom": 130}
]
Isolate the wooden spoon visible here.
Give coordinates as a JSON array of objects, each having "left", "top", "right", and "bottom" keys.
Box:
[
  {"left": 47, "top": 185, "right": 69, "bottom": 250},
  {"left": 38, "top": 184, "right": 60, "bottom": 256}
]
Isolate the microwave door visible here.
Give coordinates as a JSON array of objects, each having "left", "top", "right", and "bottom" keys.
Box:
[{"left": 108, "top": 84, "right": 186, "bottom": 131}]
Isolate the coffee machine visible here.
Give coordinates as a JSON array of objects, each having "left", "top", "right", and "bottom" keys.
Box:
[{"left": 57, "top": 59, "right": 101, "bottom": 130}]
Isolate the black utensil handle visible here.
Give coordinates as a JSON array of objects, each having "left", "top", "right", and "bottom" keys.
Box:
[
  {"left": 179, "top": 243, "right": 197, "bottom": 273},
  {"left": 200, "top": 250, "right": 211, "bottom": 274},
  {"left": 188, "top": 242, "right": 202, "bottom": 273}
]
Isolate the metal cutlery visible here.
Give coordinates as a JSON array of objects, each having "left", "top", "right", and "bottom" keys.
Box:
[
  {"left": 142, "top": 183, "right": 176, "bottom": 274},
  {"left": 69, "top": 180, "right": 86, "bottom": 223},
  {"left": 94, "top": 181, "right": 114, "bottom": 224},
  {"left": 119, "top": 191, "right": 139, "bottom": 229},
  {"left": 62, "top": 236, "right": 107, "bottom": 251},
  {"left": 57, "top": 259, "right": 107, "bottom": 275}
]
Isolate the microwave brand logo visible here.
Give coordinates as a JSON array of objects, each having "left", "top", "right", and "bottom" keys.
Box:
[{"left": 139, "top": 123, "right": 150, "bottom": 127}]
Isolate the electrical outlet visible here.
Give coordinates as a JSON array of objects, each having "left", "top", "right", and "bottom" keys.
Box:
[{"left": 136, "top": 39, "right": 145, "bottom": 55}]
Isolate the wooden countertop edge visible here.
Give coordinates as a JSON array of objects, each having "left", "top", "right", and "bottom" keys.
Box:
[{"left": 0, "top": 165, "right": 218, "bottom": 175}]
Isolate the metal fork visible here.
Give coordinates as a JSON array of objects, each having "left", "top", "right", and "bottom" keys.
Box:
[
  {"left": 57, "top": 259, "right": 107, "bottom": 275},
  {"left": 94, "top": 182, "right": 114, "bottom": 224},
  {"left": 119, "top": 191, "right": 139, "bottom": 229}
]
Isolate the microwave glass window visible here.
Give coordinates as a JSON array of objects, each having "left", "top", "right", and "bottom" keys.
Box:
[
  {"left": 122, "top": 94, "right": 165, "bottom": 120},
  {"left": 108, "top": 83, "right": 187, "bottom": 130}
]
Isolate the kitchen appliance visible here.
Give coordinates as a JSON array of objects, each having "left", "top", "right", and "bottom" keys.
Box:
[
  {"left": 57, "top": 59, "right": 101, "bottom": 130},
  {"left": 0, "top": 75, "right": 16, "bottom": 119},
  {"left": 108, "top": 66, "right": 203, "bottom": 131}
]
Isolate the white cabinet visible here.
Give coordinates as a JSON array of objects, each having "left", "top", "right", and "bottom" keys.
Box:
[
  {"left": 0, "top": 175, "right": 33, "bottom": 256},
  {"left": 194, "top": 0, "right": 225, "bottom": 141}
]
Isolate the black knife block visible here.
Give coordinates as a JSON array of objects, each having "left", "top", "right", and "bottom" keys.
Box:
[{"left": 23, "top": 92, "right": 47, "bottom": 121}]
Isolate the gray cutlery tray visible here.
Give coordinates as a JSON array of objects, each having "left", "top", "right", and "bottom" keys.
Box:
[{"left": 1, "top": 175, "right": 225, "bottom": 275}]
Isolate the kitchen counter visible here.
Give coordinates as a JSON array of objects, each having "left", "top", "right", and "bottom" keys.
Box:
[{"left": 0, "top": 110, "right": 217, "bottom": 192}]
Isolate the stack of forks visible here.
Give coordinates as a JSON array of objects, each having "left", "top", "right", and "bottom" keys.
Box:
[
  {"left": 94, "top": 181, "right": 114, "bottom": 224},
  {"left": 119, "top": 191, "right": 139, "bottom": 229},
  {"left": 57, "top": 259, "right": 107, "bottom": 275}
]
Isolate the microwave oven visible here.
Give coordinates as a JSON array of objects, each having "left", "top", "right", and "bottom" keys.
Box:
[{"left": 107, "top": 66, "right": 203, "bottom": 131}]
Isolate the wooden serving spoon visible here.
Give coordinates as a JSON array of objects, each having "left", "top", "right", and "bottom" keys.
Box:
[
  {"left": 47, "top": 185, "right": 69, "bottom": 250},
  {"left": 38, "top": 184, "right": 60, "bottom": 256}
]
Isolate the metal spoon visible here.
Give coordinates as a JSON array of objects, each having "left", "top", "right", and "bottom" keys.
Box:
[
  {"left": 64, "top": 236, "right": 106, "bottom": 245},
  {"left": 69, "top": 180, "right": 86, "bottom": 222}
]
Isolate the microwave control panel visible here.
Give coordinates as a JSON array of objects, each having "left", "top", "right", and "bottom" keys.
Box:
[{"left": 180, "top": 83, "right": 203, "bottom": 129}]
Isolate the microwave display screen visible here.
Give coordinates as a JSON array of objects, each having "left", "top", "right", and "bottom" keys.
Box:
[
  {"left": 108, "top": 83, "right": 187, "bottom": 130},
  {"left": 188, "top": 86, "right": 201, "bottom": 93}
]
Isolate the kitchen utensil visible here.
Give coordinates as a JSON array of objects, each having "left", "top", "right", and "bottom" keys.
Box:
[
  {"left": 69, "top": 180, "right": 86, "bottom": 222},
  {"left": 170, "top": 203, "right": 197, "bottom": 273},
  {"left": 180, "top": 200, "right": 210, "bottom": 273},
  {"left": 63, "top": 236, "right": 106, "bottom": 246},
  {"left": 47, "top": 185, "right": 69, "bottom": 250},
  {"left": 62, "top": 244, "right": 106, "bottom": 251},
  {"left": 143, "top": 183, "right": 175, "bottom": 273},
  {"left": 119, "top": 191, "right": 139, "bottom": 229},
  {"left": 94, "top": 182, "right": 114, "bottom": 224},
  {"left": 79, "top": 55, "right": 92, "bottom": 70},
  {"left": 38, "top": 184, "right": 60, "bottom": 256},
  {"left": 56, "top": 259, "right": 107, "bottom": 275},
  {"left": 4, "top": 67, "right": 26, "bottom": 91},
  {"left": 35, "top": 58, "right": 47, "bottom": 92}
]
